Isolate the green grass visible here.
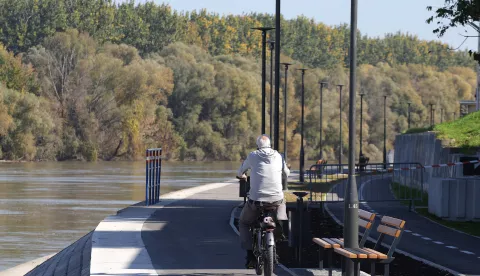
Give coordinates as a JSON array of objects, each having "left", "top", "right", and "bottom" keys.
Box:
[
  {"left": 403, "top": 111, "right": 480, "bottom": 149},
  {"left": 390, "top": 182, "right": 428, "bottom": 207},
  {"left": 391, "top": 182, "right": 480, "bottom": 237},
  {"left": 434, "top": 110, "right": 480, "bottom": 149},
  {"left": 403, "top": 126, "right": 433, "bottom": 134},
  {"left": 416, "top": 208, "right": 480, "bottom": 237}
]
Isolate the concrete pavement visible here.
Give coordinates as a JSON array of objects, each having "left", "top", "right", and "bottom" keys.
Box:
[
  {"left": 325, "top": 176, "right": 480, "bottom": 276},
  {"left": 91, "top": 180, "right": 296, "bottom": 276}
]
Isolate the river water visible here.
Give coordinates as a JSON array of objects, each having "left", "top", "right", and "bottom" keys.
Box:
[{"left": 0, "top": 161, "right": 239, "bottom": 271}]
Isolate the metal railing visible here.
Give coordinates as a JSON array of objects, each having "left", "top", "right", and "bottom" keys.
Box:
[
  {"left": 145, "top": 148, "right": 162, "bottom": 206},
  {"left": 306, "top": 162, "right": 425, "bottom": 209}
]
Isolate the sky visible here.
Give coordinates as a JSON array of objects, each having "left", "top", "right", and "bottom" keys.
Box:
[{"left": 131, "top": 0, "right": 478, "bottom": 51}]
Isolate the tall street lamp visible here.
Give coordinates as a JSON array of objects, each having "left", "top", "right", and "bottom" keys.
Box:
[
  {"left": 345, "top": 0, "right": 360, "bottom": 274},
  {"left": 337, "top": 84, "right": 344, "bottom": 167},
  {"left": 432, "top": 107, "right": 436, "bottom": 126},
  {"left": 297, "top": 68, "right": 308, "bottom": 182},
  {"left": 251, "top": 27, "right": 275, "bottom": 135},
  {"left": 281, "top": 62, "right": 292, "bottom": 164},
  {"left": 268, "top": 40, "right": 275, "bottom": 140},
  {"left": 319, "top": 82, "right": 328, "bottom": 159},
  {"left": 359, "top": 93, "right": 365, "bottom": 161},
  {"left": 453, "top": 112, "right": 456, "bottom": 121},
  {"left": 441, "top": 108, "right": 444, "bottom": 123},
  {"left": 430, "top": 104, "right": 434, "bottom": 127},
  {"left": 274, "top": 0, "right": 281, "bottom": 153},
  {"left": 383, "top": 95, "right": 388, "bottom": 169},
  {"left": 407, "top": 102, "right": 412, "bottom": 129}
]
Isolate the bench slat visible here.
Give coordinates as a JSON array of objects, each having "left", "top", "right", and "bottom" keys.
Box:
[
  {"left": 359, "top": 209, "right": 375, "bottom": 221},
  {"left": 334, "top": 247, "right": 357, "bottom": 258},
  {"left": 330, "top": 238, "right": 344, "bottom": 246},
  {"left": 350, "top": 248, "right": 378, "bottom": 259},
  {"left": 358, "top": 218, "right": 372, "bottom": 229},
  {"left": 377, "top": 224, "right": 401, "bottom": 237},
  {"left": 381, "top": 216, "right": 405, "bottom": 229},
  {"left": 313, "top": 238, "right": 332, "bottom": 248},
  {"left": 322, "top": 238, "right": 341, "bottom": 248},
  {"left": 343, "top": 248, "right": 368, "bottom": 259},
  {"left": 362, "top": 248, "right": 388, "bottom": 260}
]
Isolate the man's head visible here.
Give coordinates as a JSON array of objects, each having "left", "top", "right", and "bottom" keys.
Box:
[{"left": 256, "top": 134, "right": 271, "bottom": 149}]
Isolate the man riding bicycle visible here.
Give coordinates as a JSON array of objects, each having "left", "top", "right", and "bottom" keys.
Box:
[{"left": 237, "top": 134, "right": 290, "bottom": 268}]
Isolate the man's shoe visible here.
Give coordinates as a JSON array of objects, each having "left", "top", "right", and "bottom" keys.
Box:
[{"left": 245, "top": 250, "right": 256, "bottom": 269}]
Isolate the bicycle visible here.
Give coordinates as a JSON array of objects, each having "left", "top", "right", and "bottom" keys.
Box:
[{"left": 250, "top": 201, "right": 279, "bottom": 276}]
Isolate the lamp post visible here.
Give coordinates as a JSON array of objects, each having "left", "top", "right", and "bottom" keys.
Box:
[
  {"left": 345, "top": 0, "right": 360, "bottom": 274},
  {"left": 268, "top": 40, "right": 275, "bottom": 140},
  {"left": 281, "top": 62, "right": 292, "bottom": 164},
  {"left": 441, "top": 108, "right": 444, "bottom": 123},
  {"left": 432, "top": 108, "right": 436, "bottom": 126},
  {"left": 319, "top": 82, "right": 328, "bottom": 159},
  {"left": 453, "top": 112, "right": 456, "bottom": 121},
  {"left": 359, "top": 93, "right": 365, "bottom": 161},
  {"left": 383, "top": 95, "right": 387, "bottom": 169},
  {"left": 407, "top": 102, "right": 411, "bottom": 129},
  {"left": 429, "top": 104, "right": 434, "bottom": 127},
  {"left": 274, "top": 0, "right": 281, "bottom": 152},
  {"left": 297, "top": 68, "right": 308, "bottom": 182},
  {"left": 337, "top": 84, "right": 344, "bottom": 168},
  {"left": 251, "top": 27, "right": 275, "bottom": 135}
]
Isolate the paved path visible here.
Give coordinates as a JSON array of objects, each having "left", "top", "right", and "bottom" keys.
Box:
[
  {"left": 325, "top": 176, "right": 480, "bottom": 276},
  {"left": 91, "top": 181, "right": 295, "bottom": 276}
]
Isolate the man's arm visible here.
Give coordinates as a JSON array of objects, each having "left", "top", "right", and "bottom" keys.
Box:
[
  {"left": 282, "top": 156, "right": 290, "bottom": 177},
  {"left": 237, "top": 154, "right": 251, "bottom": 178}
]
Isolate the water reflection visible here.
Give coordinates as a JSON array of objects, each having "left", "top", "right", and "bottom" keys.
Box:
[{"left": 0, "top": 161, "right": 238, "bottom": 271}]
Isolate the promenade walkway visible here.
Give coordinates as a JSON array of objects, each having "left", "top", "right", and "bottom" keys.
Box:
[
  {"left": 325, "top": 176, "right": 480, "bottom": 275},
  {"left": 90, "top": 181, "right": 295, "bottom": 276}
]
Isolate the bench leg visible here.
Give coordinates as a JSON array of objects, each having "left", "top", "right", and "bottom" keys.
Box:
[
  {"left": 328, "top": 249, "right": 333, "bottom": 276},
  {"left": 370, "top": 261, "right": 376, "bottom": 276},
  {"left": 341, "top": 257, "right": 345, "bottom": 275},
  {"left": 319, "top": 248, "right": 324, "bottom": 269},
  {"left": 384, "top": 263, "right": 389, "bottom": 276},
  {"left": 354, "top": 260, "right": 360, "bottom": 276}
]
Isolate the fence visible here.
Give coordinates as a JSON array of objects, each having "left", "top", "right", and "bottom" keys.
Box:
[
  {"left": 307, "top": 163, "right": 425, "bottom": 209},
  {"left": 145, "top": 148, "right": 162, "bottom": 206}
]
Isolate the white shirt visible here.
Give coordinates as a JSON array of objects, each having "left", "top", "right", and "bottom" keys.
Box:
[{"left": 237, "top": 148, "right": 290, "bottom": 202}]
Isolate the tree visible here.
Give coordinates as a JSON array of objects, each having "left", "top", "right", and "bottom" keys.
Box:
[{"left": 427, "top": 0, "right": 480, "bottom": 62}]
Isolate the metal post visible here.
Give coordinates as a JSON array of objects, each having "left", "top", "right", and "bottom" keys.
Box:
[
  {"left": 429, "top": 104, "right": 434, "bottom": 127},
  {"left": 345, "top": 0, "right": 360, "bottom": 274},
  {"left": 433, "top": 108, "right": 435, "bottom": 126},
  {"left": 269, "top": 40, "right": 275, "bottom": 140},
  {"left": 453, "top": 112, "right": 456, "bottom": 121},
  {"left": 407, "top": 102, "right": 411, "bottom": 129},
  {"left": 252, "top": 27, "right": 274, "bottom": 135},
  {"left": 337, "top": 84, "right": 344, "bottom": 168},
  {"left": 359, "top": 93, "right": 365, "bottom": 160},
  {"left": 441, "top": 108, "right": 443, "bottom": 124},
  {"left": 281, "top": 63, "right": 292, "bottom": 163},
  {"left": 319, "top": 82, "right": 328, "bottom": 159},
  {"left": 383, "top": 95, "right": 387, "bottom": 169},
  {"left": 297, "top": 68, "right": 307, "bottom": 182},
  {"left": 274, "top": 0, "right": 281, "bottom": 151}
]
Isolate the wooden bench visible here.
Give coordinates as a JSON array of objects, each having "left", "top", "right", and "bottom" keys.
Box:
[
  {"left": 312, "top": 209, "right": 376, "bottom": 276},
  {"left": 334, "top": 215, "right": 406, "bottom": 276}
]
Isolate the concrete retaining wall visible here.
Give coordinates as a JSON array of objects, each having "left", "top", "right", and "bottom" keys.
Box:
[
  {"left": 429, "top": 178, "right": 480, "bottom": 221},
  {"left": 393, "top": 132, "right": 464, "bottom": 191}
]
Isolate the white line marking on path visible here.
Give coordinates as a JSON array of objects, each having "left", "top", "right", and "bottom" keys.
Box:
[
  {"left": 404, "top": 230, "right": 412, "bottom": 233},
  {"left": 446, "top": 246, "right": 458, "bottom": 249},
  {"left": 421, "top": 237, "right": 432, "bottom": 240},
  {"left": 460, "top": 250, "right": 475, "bottom": 255},
  {"left": 433, "top": 241, "right": 444, "bottom": 245},
  {"left": 412, "top": 233, "right": 422, "bottom": 237}
]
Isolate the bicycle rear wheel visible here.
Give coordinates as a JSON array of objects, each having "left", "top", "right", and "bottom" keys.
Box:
[{"left": 263, "top": 244, "right": 274, "bottom": 276}]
